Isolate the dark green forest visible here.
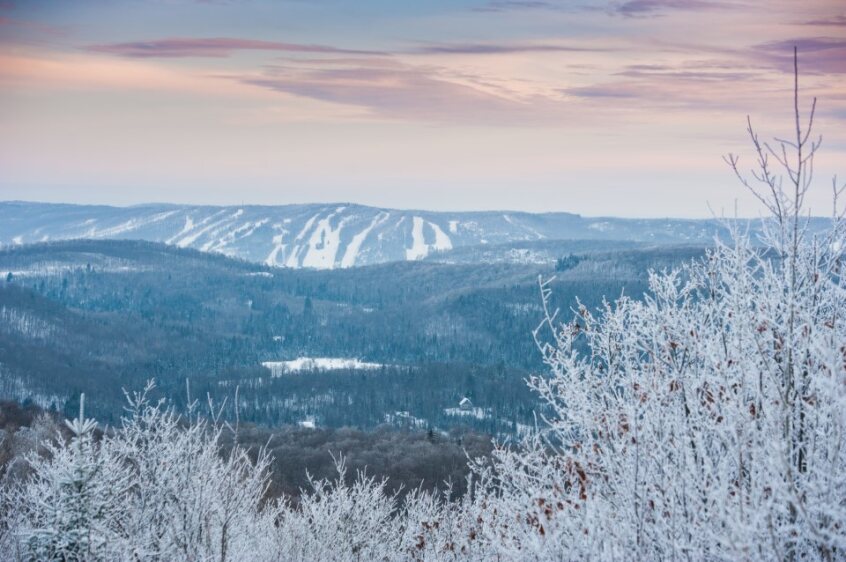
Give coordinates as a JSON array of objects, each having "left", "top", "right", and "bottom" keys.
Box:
[{"left": 0, "top": 239, "right": 705, "bottom": 434}]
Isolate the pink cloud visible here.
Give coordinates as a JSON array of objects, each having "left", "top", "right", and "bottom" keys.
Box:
[
  {"left": 612, "top": 0, "right": 737, "bottom": 17},
  {"left": 417, "top": 42, "right": 610, "bottom": 55},
  {"left": 754, "top": 38, "right": 846, "bottom": 74},
  {"left": 801, "top": 15, "right": 846, "bottom": 27},
  {"left": 86, "top": 37, "right": 382, "bottom": 58},
  {"left": 234, "top": 61, "right": 562, "bottom": 125}
]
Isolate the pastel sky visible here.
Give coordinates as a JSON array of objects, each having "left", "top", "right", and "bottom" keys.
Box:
[{"left": 0, "top": 0, "right": 844, "bottom": 217}]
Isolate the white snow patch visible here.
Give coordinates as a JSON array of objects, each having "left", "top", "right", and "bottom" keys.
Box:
[
  {"left": 205, "top": 218, "right": 268, "bottom": 253},
  {"left": 166, "top": 216, "right": 195, "bottom": 244},
  {"left": 173, "top": 210, "right": 229, "bottom": 247},
  {"left": 448, "top": 220, "right": 459, "bottom": 234},
  {"left": 265, "top": 234, "right": 287, "bottom": 266},
  {"left": 89, "top": 210, "right": 179, "bottom": 238},
  {"left": 341, "top": 212, "right": 389, "bottom": 268},
  {"left": 263, "top": 357, "right": 385, "bottom": 376},
  {"left": 429, "top": 222, "right": 452, "bottom": 252},
  {"left": 385, "top": 411, "right": 427, "bottom": 429},
  {"left": 406, "top": 216, "right": 429, "bottom": 260},
  {"left": 284, "top": 213, "right": 320, "bottom": 267},
  {"left": 301, "top": 208, "right": 350, "bottom": 269},
  {"left": 444, "top": 406, "right": 491, "bottom": 420},
  {"left": 177, "top": 210, "right": 242, "bottom": 248},
  {"left": 201, "top": 216, "right": 253, "bottom": 251},
  {"left": 504, "top": 214, "right": 545, "bottom": 240}
]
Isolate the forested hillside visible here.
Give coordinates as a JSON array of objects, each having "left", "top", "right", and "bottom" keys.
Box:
[{"left": 0, "top": 239, "right": 704, "bottom": 432}]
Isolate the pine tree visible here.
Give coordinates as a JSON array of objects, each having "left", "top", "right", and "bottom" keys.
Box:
[{"left": 14, "top": 395, "right": 132, "bottom": 561}]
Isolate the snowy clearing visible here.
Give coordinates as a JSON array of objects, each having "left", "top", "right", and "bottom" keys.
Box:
[{"left": 263, "top": 357, "right": 385, "bottom": 376}]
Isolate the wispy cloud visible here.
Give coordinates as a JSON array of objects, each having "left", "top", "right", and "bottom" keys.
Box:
[
  {"left": 563, "top": 57, "right": 771, "bottom": 112},
  {"left": 416, "top": 42, "right": 608, "bottom": 54},
  {"left": 801, "top": 15, "right": 846, "bottom": 27},
  {"left": 473, "top": 1, "right": 558, "bottom": 12},
  {"left": 232, "top": 60, "right": 561, "bottom": 124},
  {"left": 616, "top": 64, "right": 760, "bottom": 81},
  {"left": 565, "top": 84, "right": 640, "bottom": 98},
  {"left": 754, "top": 37, "right": 846, "bottom": 74},
  {"left": 86, "top": 37, "right": 382, "bottom": 58},
  {"left": 612, "top": 0, "right": 736, "bottom": 17},
  {"left": 0, "top": 12, "right": 69, "bottom": 39}
]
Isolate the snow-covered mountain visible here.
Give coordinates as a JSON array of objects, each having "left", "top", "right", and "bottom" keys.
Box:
[{"left": 0, "top": 201, "right": 735, "bottom": 268}]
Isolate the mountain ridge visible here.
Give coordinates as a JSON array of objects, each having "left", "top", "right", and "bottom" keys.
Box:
[{"left": 0, "top": 200, "right": 825, "bottom": 269}]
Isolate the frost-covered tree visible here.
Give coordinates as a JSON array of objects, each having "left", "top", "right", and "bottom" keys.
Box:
[
  {"left": 474, "top": 48, "right": 846, "bottom": 560},
  {"left": 1, "top": 385, "right": 277, "bottom": 562},
  {"left": 113, "top": 383, "right": 275, "bottom": 562},
  {"left": 10, "top": 395, "right": 133, "bottom": 561},
  {"left": 274, "top": 455, "right": 400, "bottom": 561}
]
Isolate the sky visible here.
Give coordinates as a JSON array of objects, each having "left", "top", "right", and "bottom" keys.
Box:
[{"left": 0, "top": 0, "right": 844, "bottom": 217}]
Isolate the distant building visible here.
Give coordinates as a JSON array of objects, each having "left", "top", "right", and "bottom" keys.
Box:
[{"left": 459, "top": 397, "right": 473, "bottom": 411}]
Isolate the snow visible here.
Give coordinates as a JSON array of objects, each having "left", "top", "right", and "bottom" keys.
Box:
[
  {"left": 504, "top": 213, "right": 544, "bottom": 240},
  {"left": 263, "top": 357, "right": 385, "bottom": 376},
  {"left": 406, "top": 217, "right": 452, "bottom": 260},
  {"left": 202, "top": 215, "right": 265, "bottom": 252},
  {"left": 444, "top": 406, "right": 490, "bottom": 420},
  {"left": 1, "top": 306, "right": 58, "bottom": 339},
  {"left": 6, "top": 264, "right": 144, "bottom": 277},
  {"left": 166, "top": 216, "right": 195, "bottom": 244},
  {"left": 448, "top": 220, "right": 459, "bottom": 234},
  {"left": 341, "top": 211, "right": 389, "bottom": 268},
  {"left": 406, "top": 217, "right": 428, "bottom": 260},
  {"left": 284, "top": 213, "right": 320, "bottom": 267},
  {"left": 173, "top": 210, "right": 228, "bottom": 247},
  {"left": 88, "top": 210, "right": 179, "bottom": 238},
  {"left": 12, "top": 236, "right": 22, "bottom": 245},
  {"left": 178, "top": 210, "right": 243, "bottom": 249},
  {"left": 430, "top": 222, "right": 453, "bottom": 252},
  {"left": 384, "top": 411, "right": 427, "bottom": 428},
  {"left": 265, "top": 223, "right": 290, "bottom": 266},
  {"left": 301, "top": 207, "right": 349, "bottom": 269},
  {"left": 504, "top": 248, "right": 548, "bottom": 264}
]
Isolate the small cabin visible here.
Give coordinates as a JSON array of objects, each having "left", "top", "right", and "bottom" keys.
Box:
[{"left": 459, "top": 397, "right": 473, "bottom": 411}]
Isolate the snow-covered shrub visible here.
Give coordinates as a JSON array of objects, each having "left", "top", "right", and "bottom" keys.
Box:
[
  {"left": 274, "top": 455, "right": 401, "bottom": 561},
  {"left": 114, "top": 383, "right": 275, "bottom": 562},
  {"left": 0, "top": 386, "right": 277, "bottom": 562},
  {"left": 8, "top": 396, "right": 133, "bottom": 561},
  {"left": 473, "top": 51, "right": 846, "bottom": 560}
]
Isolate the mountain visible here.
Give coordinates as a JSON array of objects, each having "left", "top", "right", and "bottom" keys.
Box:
[{"left": 0, "top": 201, "right": 734, "bottom": 269}]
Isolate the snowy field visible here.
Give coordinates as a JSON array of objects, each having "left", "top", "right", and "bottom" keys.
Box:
[{"left": 262, "top": 357, "right": 385, "bottom": 376}]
